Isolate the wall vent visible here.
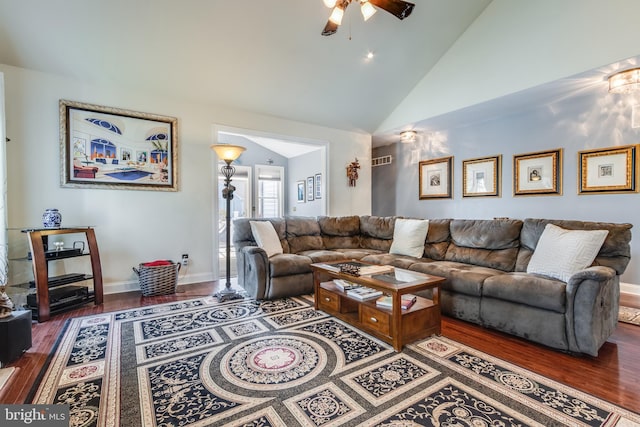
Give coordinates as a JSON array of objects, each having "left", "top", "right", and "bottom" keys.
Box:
[{"left": 372, "top": 155, "right": 392, "bottom": 167}]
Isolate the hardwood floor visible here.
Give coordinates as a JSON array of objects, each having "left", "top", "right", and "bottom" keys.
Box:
[{"left": 1, "top": 282, "right": 639, "bottom": 415}]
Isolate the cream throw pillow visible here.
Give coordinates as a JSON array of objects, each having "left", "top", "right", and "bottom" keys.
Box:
[
  {"left": 389, "top": 219, "right": 429, "bottom": 258},
  {"left": 250, "top": 221, "right": 283, "bottom": 258},
  {"left": 526, "top": 224, "right": 608, "bottom": 282}
]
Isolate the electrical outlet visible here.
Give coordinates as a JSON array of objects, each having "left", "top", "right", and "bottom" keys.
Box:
[{"left": 181, "top": 254, "right": 189, "bottom": 266}]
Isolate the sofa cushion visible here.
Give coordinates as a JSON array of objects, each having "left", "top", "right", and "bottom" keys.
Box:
[
  {"left": 232, "top": 218, "right": 290, "bottom": 253},
  {"left": 319, "top": 215, "right": 361, "bottom": 249},
  {"left": 361, "top": 253, "right": 425, "bottom": 270},
  {"left": 483, "top": 272, "right": 566, "bottom": 313},
  {"left": 297, "top": 250, "right": 347, "bottom": 263},
  {"left": 360, "top": 215, "right": 396, "bottom": 251},
  {"left": 286, "top": 216, "right": 324, "bottom": 253},
  {"left": 517, "top": 218, "right": 632, "bottom": 275},
  {"left": 250, "top": 220, "right": 283, "bottom": 258},
  {"left": 390, "top": 218, "right": 429, "bottom": 258},
  {"left": 423, "top": 219, "right": 451, "bottom": 260},
  {"left": 269, "top": 253, "right": 312, "bottom": 277},
  {"left": 410, "top": 261, "right": 504, "bottom": 296},
  {"left": 445, "top": 219, "right": 522, "bottom": 271},
  {"left": 332, "top": 248, "right": 384, "bottom": 260},
  {"left": 526, "top": 224, "right": 608, "bottom": 282}
]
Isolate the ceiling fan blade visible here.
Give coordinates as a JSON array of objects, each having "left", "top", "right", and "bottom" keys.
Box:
[
  {"left": 321, "top": 0, "right": 350, "bottom": 36},
  {"left": 321, "top": 20, "right": 338, "bottom": 36},
  {"left": 369, "top": 0, "right": 415, "bottom": 20}
]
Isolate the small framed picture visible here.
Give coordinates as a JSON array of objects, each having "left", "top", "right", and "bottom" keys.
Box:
[
  {"left": 419, "top": 156, "right": 453, "bottom": 199},
  {"left": 314, "top": 173, "right": 322, "bottom": 199},
  {"left": 578, "top": 145, "right": 638, "bottom": 194},
  {"left": 297, "top": 180, "right": 305, "bottom": 203},
  {"left": 307, "top": 176, "right": 315, "bottom": 201},
  {"left": 513, "top": 149, "right": 562, "bottom": 196},
  {"left": 462, "top": 155, "right": 501, "bottom": 197}
]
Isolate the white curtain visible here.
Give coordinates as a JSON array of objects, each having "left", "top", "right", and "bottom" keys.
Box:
[{"left": 0, "top": 73, "right": 7, "bottom": 287}]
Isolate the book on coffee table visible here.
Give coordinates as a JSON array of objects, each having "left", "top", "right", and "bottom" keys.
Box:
[
  {"left": 346, "top": 287, "right": 383, "bottom": 300},
  {"left": 333, "top": 279, "right": 361, "bottom": 291},
  {"left": 376, "top": 294, "right": 417, "bottom": 310}
]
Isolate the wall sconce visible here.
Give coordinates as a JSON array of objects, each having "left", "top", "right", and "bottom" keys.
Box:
[
  {"left": 608, "top": 68, "right": 640, "bottom": 94},
  {"left": 400, "top": 130, "right": 417, "bottom": 143}
]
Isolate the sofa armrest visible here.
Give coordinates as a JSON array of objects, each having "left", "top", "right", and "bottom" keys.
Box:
[
  {"left": 565, "top": 266, "right": 619, "bottom": 356},
  {"left": 237, "top": 245, "right": 269, "bottom": 300}
]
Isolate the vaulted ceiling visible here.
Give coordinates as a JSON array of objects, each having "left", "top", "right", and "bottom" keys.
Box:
[{"left": 0, "top": 0, "right": 491, "bottom": 134}]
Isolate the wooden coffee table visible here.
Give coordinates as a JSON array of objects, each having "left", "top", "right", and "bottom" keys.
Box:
[{"left": 311, "top": 261, "right": 444, "bottom": 351}]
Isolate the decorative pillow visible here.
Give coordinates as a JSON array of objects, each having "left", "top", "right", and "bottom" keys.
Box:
[
  {"left": 250, "top": 221, "right": 283, "bottom": 258},
  {"left": 389, "top": 219, "right": 429, "bottom": 258},
  {"left": 526, "top": 224, "right": 608, "bottom": 282}
]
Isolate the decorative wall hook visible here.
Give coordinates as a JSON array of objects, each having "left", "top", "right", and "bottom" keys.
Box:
[{"left": 346, "top": 158, "right": 360, "bottom": 187}]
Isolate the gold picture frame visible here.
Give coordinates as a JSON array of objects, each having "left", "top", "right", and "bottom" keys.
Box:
[
  {"left": 578, "top": 144, "right": 638, "bottom": 194},
  {"left": 513, "top": 148, "right": 562, "bottom": 196},
  {"left": 419, "top": 156, "right": 453, "bottom": 199},
  {"left": 462, "top": 155, "right": 501, "bottom": 197}
]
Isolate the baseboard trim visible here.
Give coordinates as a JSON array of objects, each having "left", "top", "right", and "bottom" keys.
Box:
[
  {"left": 104, "top": 272, "right": 215, "bottom": 295},
  {"left": 621, "top": 282, "right": 640, "bottom": 297}
]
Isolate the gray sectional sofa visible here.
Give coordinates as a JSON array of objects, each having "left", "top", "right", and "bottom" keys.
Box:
[{"left": 233, "top": 215, "right": 632, "bottom": 356}]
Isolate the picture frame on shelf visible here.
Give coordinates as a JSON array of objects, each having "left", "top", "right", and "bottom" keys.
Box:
[
  {"left": 578, "top": 144, "right": 638, "bottom": 194},
  {"left": 314, "top": 173, "right": 322, "bottom": 199},
  {"left": 462, "top": 155, "right": 501, "bottom": 197},
  {"left": 297, "top": 180, "right": 305, "bottom": 203},
  {"left": 307, "top": 176, "right": 315, "bottom": 201},
  {"left": 419, "top": 156, "right": 453, "bottom": 199},
  {"left": 513, "top": 148, "right": 562, "bottom": 196},
  {"left": 60, "top": 99, "right": 178, "bottom": 191}
]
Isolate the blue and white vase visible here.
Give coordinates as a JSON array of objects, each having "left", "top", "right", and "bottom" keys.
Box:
[{"left": 42, "top": 208, "right": 62, "bottom": 228}]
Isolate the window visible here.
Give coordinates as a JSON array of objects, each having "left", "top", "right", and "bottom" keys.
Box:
[{"left": 256, "top": 165, "right": 284, "bottom": 218}]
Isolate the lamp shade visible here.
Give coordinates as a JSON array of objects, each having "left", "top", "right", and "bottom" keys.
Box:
[
  {"left": 210, "top": 144, "right": 246, "bottom": 162},
  {"left": 608, "top": 68, "right": 640, "bottom": 94},
  {"left": 361, "top": 1, "right": 377, "bottom": 21}
]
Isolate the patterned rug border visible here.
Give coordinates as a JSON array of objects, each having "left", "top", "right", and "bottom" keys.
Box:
[
  {"left": 619, "top": 305, "right": 640, "bottom": 326},
  {"left": 28, "top": 296, "right": 640, "bottom": 427}
]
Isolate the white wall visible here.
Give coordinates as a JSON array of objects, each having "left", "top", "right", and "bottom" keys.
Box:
[
  {"left": 379, "top": 0, "right": 640, "bottom": 133},
  {"left": 1, "top": 64, "right": 371, "bottom": 294}
]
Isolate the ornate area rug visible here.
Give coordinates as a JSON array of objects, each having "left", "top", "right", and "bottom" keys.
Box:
[
  {"left": 29, "top": 296, "right": 640, "bottom": 427},
  {"left": 619, "top": 306, "right": 640, "bottom": 326}
]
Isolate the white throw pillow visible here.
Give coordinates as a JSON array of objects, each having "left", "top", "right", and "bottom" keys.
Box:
[
  {"left": 389, "top": 219, "right": 429, "bottom": 258},
  {"left": 526, "top": 224, "right": 608, "bottom": 282},
  {"left": 250, "top": 221, "right": 283, "bottom": 258}
]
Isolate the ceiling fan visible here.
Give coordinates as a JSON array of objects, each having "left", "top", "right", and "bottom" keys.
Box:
[{"left": 321, "top": 0, "right": 415, "bottom": 36}]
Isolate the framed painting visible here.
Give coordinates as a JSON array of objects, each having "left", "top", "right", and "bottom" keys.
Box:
[
  {"left": 297, "top": 180, "right": 305, "bottom": 203},
  {"left": 462, "top": 155, "right": 501, "bottom": 197},
  {"left": 419, "top": 156, "right": 453, "bottom": 199},
  {"left": 314, "top": 173, "right": 322, "bottom": 199},
  {"left": 60, "top": 99, "right": 178, "bottom": 191},
  {"left": 578, "top": 144, "right": 638, "bottom": 194},
  {"left": 307, "top": 176, "right": 315, "bottom": 201},
  {"left": 513, "top": 148, "right": 562, "bottom": 196}
]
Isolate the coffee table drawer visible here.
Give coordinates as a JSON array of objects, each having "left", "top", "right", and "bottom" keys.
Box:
[
  {"left": 360, "top": 305, "right": 390, "bottom": 336},
  {"left": 318, "top": 288, "right": 340, "bottom": 311}
]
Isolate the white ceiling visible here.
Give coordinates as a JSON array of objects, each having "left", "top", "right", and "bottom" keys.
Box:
[{"left": 0, "top": 0, "right": 491, "bottom": 135}]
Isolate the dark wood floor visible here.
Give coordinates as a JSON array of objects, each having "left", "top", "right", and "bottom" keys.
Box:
[{"left": 1, "top": 282, "right": 639, "bottom": 414}]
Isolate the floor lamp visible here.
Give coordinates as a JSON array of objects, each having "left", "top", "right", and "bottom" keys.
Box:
[{"left": 211, "top": 143, "right": 246, "bottom": 302}]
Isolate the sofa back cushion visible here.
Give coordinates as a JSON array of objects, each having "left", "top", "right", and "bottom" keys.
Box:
[
  {"left": 318, "top": 215, "right": 361, "bottom": 249},
  {"left": 286, "top": 216, "right": 324, "bottom": 253},
  {"left": 517, "top": 218, "right": 632, "bottom": 275},
  {"left": 359, "top": 215, "right": 396, "bottom": 252},
  {"left": 423, "top": 218, "right": 451, "bottom": 260},
  {"left": 232, "top": 218, "right": 289, "bottom": 253},
  {"left": 445, "top": 219, "right": 523, "bottom": 271}
]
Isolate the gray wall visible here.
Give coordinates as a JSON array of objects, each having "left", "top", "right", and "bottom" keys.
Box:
[
  {"left": 288, "top": 150, "right": 325, "bottom": 217},
  {"left": 372, "top": 144, "right": 398, "bottom": 217},
  {"left": 373, "top": 87, "right": 640, "bottom": 287}
]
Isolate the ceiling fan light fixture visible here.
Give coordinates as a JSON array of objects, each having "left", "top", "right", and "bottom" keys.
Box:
[
  {"left": 609, "top": 68, "right": 640, "bottom": 94},
  {"left": 360, "top": 1, "right": 377, "bottom": 21},
  {"left": 329, "top": 5, "right": 344, "bottom": 25},
  {"left": 323, "top": 0, "right": 337, "bottom": 8}
]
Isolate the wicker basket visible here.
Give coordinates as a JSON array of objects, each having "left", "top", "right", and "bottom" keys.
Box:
[{"left": 133, "top": 261, "right": 181, "bottom": 297}]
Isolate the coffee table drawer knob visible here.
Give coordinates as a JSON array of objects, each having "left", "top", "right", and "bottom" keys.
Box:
[
  {"left": 370, "top": 317, "right": 378, "bottom": 323},
  {"left": 325, "top": 297, "right": 331, "bottom": 302}
]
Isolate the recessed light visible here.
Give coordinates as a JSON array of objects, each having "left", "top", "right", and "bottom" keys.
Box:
[{"left": 366, "top": 51, "right": 374, "bottom": 60}]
